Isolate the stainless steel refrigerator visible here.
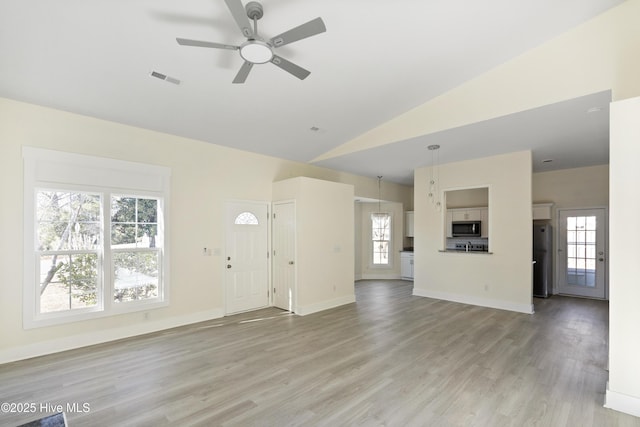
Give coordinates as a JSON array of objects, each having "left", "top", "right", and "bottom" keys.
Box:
[{"left": 533, "top": 224, "right": 553, "bottom": 298}]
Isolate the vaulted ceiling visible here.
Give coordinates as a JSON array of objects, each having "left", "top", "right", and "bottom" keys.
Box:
[{"left": 0, "top": 0, "right": 623, "bottom": 185}]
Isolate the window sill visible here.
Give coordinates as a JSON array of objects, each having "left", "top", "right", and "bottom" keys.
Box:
[{"left": 25, "top": 300, "right": 168, "bottom": 330}]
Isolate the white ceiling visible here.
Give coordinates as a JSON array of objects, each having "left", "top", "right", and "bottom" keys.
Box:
[
  {"left": 316, "top": 90, "right": 612, "bottom": 185},
  {"left": 0, "top": 0, "right": 621, "bottom": 185}
]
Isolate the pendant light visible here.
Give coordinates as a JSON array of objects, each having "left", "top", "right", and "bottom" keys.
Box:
[{"left": 427, "top": 145, "right": 442, "bottom": 211}]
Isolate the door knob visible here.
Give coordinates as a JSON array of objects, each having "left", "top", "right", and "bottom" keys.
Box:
[
  {"left": 227, "top": 264, "right": 232, "bottom": 269},
  {"left": 289, "top": 261, "right": 295, "bottom": 265},
  {"left": 598, "top": 258, "right": 604, "bottom": 262}
]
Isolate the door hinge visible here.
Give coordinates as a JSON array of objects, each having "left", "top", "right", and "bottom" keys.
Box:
[
  {"left": 267, "top": 251, "right": 269, "bottom": 259},
  {"left": 273, "top": 213, "right": 276, "bottom": 219},
  {"left": 273, "top": 249, "right": 276, "bottom": 256},
  {"left": 273, "top": 287, "right": 276, "bottom": 294}
]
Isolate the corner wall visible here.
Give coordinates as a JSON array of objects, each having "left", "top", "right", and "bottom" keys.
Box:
[
  {"left": 272, "top": 177, "right": 355, "bottom": 315},
  {"left": 605, "top": 96, "right": 640, "bottom": 417},
  {"left": 413, "top": 151, "right": 533, "bottom": 313}
]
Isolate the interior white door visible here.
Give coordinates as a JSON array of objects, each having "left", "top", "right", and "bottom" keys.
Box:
[
  {"left": 272, "top": 202, "right": 296, "bottom": 311},
  {"left": 557, "top": 208, "right": 607, "bottom": 299},
  {"left": 225, "top": 201, "right": 269, "bottom": 314}
]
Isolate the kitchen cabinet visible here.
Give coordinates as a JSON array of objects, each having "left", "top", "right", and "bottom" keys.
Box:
[
  {"left": 400, "top": 252, "right": 414, "bottom": 280},
  {"left": 405, "top": 211, "right": 414, "bottom": 237},
  {"left": 452, "top": 209, "right": 481, "bottom": 221},
  {"left": 481, "top": 208, "right": 489, "bottom": 238},
  {"left": 533, "top": 203, "right": 553, "bottom": 220}
]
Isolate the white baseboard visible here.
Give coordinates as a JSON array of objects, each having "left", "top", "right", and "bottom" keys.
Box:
[
  {"left": 358, "top": 274, "right": 402, "bottom": 280},
  {"left": 0, "top": 308, "right": 224, "bottom": 365},
  {"left": 296, "top": 295, "right": 356, "bottom": 316},
  {"left": 412, "top": 288, "right": 534, "bottom": 314},
  {"left": 605, "top": 384, "right": 640, "bottom": 417}
]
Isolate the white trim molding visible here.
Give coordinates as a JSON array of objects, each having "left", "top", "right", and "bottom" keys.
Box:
[
  {"left": 295, "top": 295, "right": 356, "bottom": 316},
  {"left": 605, "top": 383, "right": 640, "bottom": 418},
  {"left": 22, "top": 147, "right": 171, "bottom": 329},
  {"left": 358, "top": 274, "right": 403, "bottom": 280},
  {"left": 0, "top": 309, "right": 224, "bottom": 365},
  {"left": 413, "top": 288, "right": 534, "bottom": 314}
]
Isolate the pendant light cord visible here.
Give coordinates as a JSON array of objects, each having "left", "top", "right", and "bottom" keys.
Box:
[{"left": 377, "top": 176, "right": 383, "bottom": 213}]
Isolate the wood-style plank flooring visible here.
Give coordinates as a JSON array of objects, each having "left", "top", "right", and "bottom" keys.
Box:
[{"left": 1, "top": 280, "right": 639, "bottom": 426}]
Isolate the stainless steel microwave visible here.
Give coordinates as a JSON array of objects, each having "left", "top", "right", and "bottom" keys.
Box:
[{"left": 452, "top": 221, "right": 481, "bottom": 237}]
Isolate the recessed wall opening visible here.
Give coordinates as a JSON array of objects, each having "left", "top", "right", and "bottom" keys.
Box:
[{"left": 444, "top": 187, "right": 489, "bottom": 252}]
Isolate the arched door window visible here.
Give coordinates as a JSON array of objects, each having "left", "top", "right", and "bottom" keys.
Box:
[{"left": 234, "top": 212, "right": 259, "bottom": 225}]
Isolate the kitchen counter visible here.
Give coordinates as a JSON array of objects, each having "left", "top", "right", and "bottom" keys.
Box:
[{"left": 441, "top": 249, "right": 493, "bottom": 254}]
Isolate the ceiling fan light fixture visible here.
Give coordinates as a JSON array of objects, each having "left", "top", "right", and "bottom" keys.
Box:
[{"left": 240, "top": 40, "right": 273, "bottom": 64}]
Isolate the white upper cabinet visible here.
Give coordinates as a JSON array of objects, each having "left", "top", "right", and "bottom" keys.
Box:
[
  {"left": 532, "top": 203, "right": 553, "bottom": 220},
  {"left": 451, "top": 209, "right": 481, "bottom": 222},
  {"left": 405, "top": 211, "right": 414, "bottom": 237}
]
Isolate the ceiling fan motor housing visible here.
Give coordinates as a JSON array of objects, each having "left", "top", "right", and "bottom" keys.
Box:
[{"left": 245, "top": 2, "right": 264, "bottom": 20}]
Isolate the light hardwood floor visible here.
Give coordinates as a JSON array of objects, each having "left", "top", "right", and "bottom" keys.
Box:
[{"left": 1, "top": 280, "right": 639, "bottom": 426}]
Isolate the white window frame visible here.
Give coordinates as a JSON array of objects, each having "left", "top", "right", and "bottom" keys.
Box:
[
  {"left": 23, "top": 148, "right": 171, "bottom": 329},
  {"left": 34, "top": 188, "right": 105, "bottom": 318},
  {"left": 370, "top": 211, "right": 393, "bottom": 268}
]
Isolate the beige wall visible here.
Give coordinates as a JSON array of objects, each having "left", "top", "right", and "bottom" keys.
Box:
[
  {"left": 0, "top": 97, "right": 410, "bottom": 362},
  {"left": 533, "top": 164, "right": 609, "bottom": 209},
  {"left": 446, "top": 187, "right": 489, "bottom": 209},
  {"left": 606, "top": 96, "right": 640, "bottom": 417},
  {"left": 272, "top": 177, "right": 355, "bottom": 315},
  {"left": 413, "top": 151, "right": 533, "bottom": 313}
]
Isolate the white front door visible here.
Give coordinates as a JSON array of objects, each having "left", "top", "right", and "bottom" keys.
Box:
[
  {"left": 272, "top": 202, "right": 296, "bottom": 311},
  {"left": 557, "top": 208, "right": 607, "bottom": 299},
  {"left": 225, "top": 201, "right": 269, "bottom": 314}
]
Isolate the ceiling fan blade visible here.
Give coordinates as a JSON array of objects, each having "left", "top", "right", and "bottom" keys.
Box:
[
  {"left": 233, "top": 61, "right": 254, "bottom": 84},
  {"left": 271, "top": 55, "right": 310, "bottom": 80},
  {"left": 176, "top": 38, "right": 238, "bottom": 50},
  {"left": 224, "top": 0, "right": 254, "bottom": 38},
  {"left": 270, "top": 17, "right": 326, "bottom": 48}
]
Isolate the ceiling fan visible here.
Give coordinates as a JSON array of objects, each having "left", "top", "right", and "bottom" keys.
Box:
[{"left": 177, "top": 0, "right": 326, "bottom": 84}]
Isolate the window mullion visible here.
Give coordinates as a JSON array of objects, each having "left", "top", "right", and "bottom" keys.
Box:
[{"left": 103, "top": 191, "right": 112, "bottom": 313}]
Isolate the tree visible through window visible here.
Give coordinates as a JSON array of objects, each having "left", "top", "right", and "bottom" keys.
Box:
[
  {"left": 111, "top": 196, "right": 161, "bottom": 303},
  {"left": 372, "top": 213, "right": 391, "bottom": 265},
  {"left": 37, "top": 191, "right": 101, "bottom": 313},
  {"left": 35, "top": 192, "right": 163, "bottom": 315}
]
